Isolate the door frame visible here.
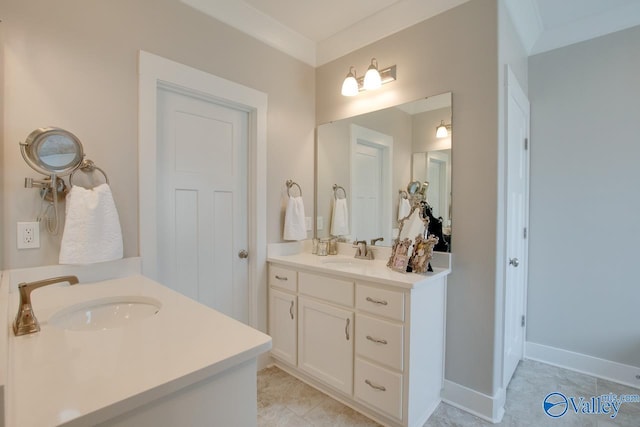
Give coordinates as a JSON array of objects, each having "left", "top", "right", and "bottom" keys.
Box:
[
  {"left": 501, "top": 65, "right": 530, "bottom": 388},
  {"left": 138, "top": 50, "right": 267, "bottom": 329},
  {"left": 349, "top": 124, "right": 393, "bottom": 243}
]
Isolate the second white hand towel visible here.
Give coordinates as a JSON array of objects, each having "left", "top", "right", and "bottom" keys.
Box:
[
  {"left": 59, "top": 183, "right": 124, "bottom": 264},
  {"left": 283, "top": 195, "right": 307, "bottom": 241},
  {"left": 398, "top": 197, "right": 412, "bottom": 221},
  {"left": 331, "top": 197, "right": 349, "bottom": 236}
]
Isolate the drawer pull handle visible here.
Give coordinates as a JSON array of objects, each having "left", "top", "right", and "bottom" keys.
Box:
[
  {"left": 275, "top": 275, "right": 288, "bottom": 281},
  {"left": 365, "top": 379, "right": 386, "bottom": 392},
  {"left": 289, "top": 301, "right": 294, "bottom": 320},
  {"left": 345, "top": 318, "right": 350, "bottom": 341},
  {"left": 366, "top": 335, "right": 388, "bottom": 345},
  {"left": 366, "top": 296, "right": 388, "bottom": 306}
]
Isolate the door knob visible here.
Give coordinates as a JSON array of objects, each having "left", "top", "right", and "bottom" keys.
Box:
[
  {"left": 238, "top": 249, "right": 249, "bottom": 259},
  {"left": 509, "top": 257, "right": 519, "bottom": 267}
]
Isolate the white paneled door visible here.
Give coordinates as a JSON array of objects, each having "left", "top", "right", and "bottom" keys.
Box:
[
  {"left": 503, "top": 67, "right": 530, "bottom": 387},
  {"left": 350, "top": 125, "right": 393, "bottom": 244},
  {"left": 353, "top": 142, "right": 383, "bottom": 242},
  {"left": 156, "top": 86, "right": 249, "bottom": 324}
]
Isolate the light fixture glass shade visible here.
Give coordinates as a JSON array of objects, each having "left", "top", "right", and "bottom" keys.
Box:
[
  {"left": 436, "top": 121, "right": 449, "bottom": 138},
  {"left": 363, "top": 58, "right": 381, "bottom": 91},
  {"left": 341, "top": 67, "right": 359, "bottom": 96}
]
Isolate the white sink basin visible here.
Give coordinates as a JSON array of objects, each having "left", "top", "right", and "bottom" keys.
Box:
[
  {"left": 49, "top": 296, "right": 161, "bottom": 331},
  {"left": 320, "top": 257, "right": 372, "bottom": 268}
]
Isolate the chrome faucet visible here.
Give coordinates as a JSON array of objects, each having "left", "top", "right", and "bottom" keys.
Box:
[
  {"left": 370, "top": 237, "right": 384, "bottom": 246},
  {"left": 353, "top": 240, "right": 374, "bottom": 260},
  {"left": 13, "top": 275, "right": 79, "bottom": 336}
]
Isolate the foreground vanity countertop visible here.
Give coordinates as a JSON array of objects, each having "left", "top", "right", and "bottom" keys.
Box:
[
  {"left": 7, "top": 274, "right": 272, "bottom": 427},
  {"left": 267, "top": 252, "right": 451, "bottom": 289}
]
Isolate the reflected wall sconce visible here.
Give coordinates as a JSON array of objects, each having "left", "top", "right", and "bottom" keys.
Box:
[
  {"left": 436, "top": 120, "right": 452, "bottom": 138},
  {"left": 341, "top": 58, "right": 397, "bottom": 96}
]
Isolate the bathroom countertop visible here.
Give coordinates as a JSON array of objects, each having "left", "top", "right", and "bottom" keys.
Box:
[
  {"left": 7, "top": 274, "right": 271, "bottom": 427},
  {"left": 267, "top": 251, "right": 451, "bottom": 289}
]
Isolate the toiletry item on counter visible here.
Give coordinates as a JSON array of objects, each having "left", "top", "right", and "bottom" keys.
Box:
[
  {"left": 312, "top": 238, "right": 319, "bottom": 254},
  {"left": 317, "top": 239, "right": 329, "bottom": 256},
  {"left": 283, "top": 195, "right": 307, "bottom": 241},
  {"left": 59, "top": 183, "right": 123, "bottom": 264},
  {"left": 328, "top": 238, "right": 337, "bottom": 255}
]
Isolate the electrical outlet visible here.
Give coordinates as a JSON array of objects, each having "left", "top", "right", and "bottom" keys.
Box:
[
  {"left": 305, "top": 217, "right": 312, "bottom": 231},
  {"left": 17, "top": 222, "right": 40, "bottom": 249}
]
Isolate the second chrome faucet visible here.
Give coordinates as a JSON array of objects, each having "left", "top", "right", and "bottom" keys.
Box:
[{"left": 353, "top": 240, "right": 374, "bottom": 260}]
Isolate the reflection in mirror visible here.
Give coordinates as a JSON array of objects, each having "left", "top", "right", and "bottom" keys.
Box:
[
  {"left": 20, "top": 127, "right": 84, "bottom": 176},
  {"left": 37, "top": 134, "right": 81, "bottom": 168},
  {"left": 316, "top": 92, "right": 452, "bottom": 250}
]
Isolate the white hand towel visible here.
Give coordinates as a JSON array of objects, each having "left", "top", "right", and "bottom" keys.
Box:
[
  {"left": 59, "top": 183, "right": 124, "bottom": 264},
  {"left": 398, "top": 197, "right": 412, "bottom": 221},
  {"left": 283, "top": 196, "right": 307, "bottom": 241},
  {"left": 331, "top": 198, "right": 349, "bottom": 236}
]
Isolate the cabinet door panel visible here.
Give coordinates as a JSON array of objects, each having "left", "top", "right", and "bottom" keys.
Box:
[
  {"left": 269, "top": 288, "right": 297, "bottom": 365},
  {"left": 298, "top": 297, "right": 354, "bottom": 395}
]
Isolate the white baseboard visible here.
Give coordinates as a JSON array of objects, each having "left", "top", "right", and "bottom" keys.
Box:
[
  {"left": 525, "top": 342, "right": 640, "bottom": 390},
  {"left": 441, "top": 380, "right": 505, "bottom": 423}
]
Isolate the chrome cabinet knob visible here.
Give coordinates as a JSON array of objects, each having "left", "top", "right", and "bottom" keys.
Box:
[
  {"left": 238, "top": 249, "right": 249, "bottom": 259},
  {"left": 509, "top": 257, "right": 520, "bottom": 267}
]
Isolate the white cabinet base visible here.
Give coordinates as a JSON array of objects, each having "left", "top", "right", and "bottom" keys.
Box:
[{"left": 97, "top": 359, "right": 258, "bottom": 427}]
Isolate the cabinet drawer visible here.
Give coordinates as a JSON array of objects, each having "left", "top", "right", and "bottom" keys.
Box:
[
  {"left": 356, "top": 284, "right": 404, "bottom": 321},
  {"left": 299, "top": 272, "right": 354, "bottom": 307},
  {"left": 355, "top": 314, "right": 403, "bottom": 371},
  {"left": 269, "top": 265, "right": 297, "bottom": 292},
  {"left": 354, "top": 358, "right": 403, "bottom": 421}
]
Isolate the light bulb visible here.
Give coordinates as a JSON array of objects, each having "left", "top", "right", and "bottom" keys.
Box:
[
  {"left": 363, "top": 58, "right": 381, "bottom": 91},
  {"left": 341, "top": 67, "right": 359, "bottom": 96},
  {"left": 436, "top": 121, "right": 449, "bottom": 138}
]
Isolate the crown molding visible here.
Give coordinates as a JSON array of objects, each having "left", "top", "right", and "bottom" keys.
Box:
[{"left": 181, "top": 0, "right": 317, "bottom": 66}]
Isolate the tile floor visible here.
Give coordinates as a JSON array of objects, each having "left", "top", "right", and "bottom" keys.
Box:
[{"left": 257, "top": 360, "right": 639, "bottom": 426}]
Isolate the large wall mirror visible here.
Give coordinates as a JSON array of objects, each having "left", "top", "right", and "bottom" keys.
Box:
[{"left": 316, "top": 92, "right": 452, "bottom": 250}]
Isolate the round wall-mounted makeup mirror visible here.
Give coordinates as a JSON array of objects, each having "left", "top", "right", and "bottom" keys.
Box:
[{"left": 20, "top": 127, "right": 84, "bottom": 176}]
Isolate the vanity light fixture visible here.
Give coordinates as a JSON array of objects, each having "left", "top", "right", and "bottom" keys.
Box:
[
  {"left": 341, "top": 58, "right": 396, "bottom": 96},
  {"left": 436, "top": 120, "right": 451, "bottom": 138}
]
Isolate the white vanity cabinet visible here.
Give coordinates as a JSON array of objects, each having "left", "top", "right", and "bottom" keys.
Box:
[{"left": 267, "top": 255, "right": 449, "bottom": 427}]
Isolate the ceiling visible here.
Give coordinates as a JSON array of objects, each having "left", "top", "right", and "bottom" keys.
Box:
[{"left": 180, "top": 0, "right": 640, "bottom": 66}]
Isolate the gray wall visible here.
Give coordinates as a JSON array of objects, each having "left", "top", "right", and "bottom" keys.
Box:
[
  {"left": 1, "top": 0, "right": 316, "bottom": 270},
  {"left": 528, "top": 26, "right": 640, "bottom": 367},
  {"left": 317, "top": 0, "right": 500, "bottom": 395},
  {"left": 0, "top": 24, "right": 5, "bottom": 270}
]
